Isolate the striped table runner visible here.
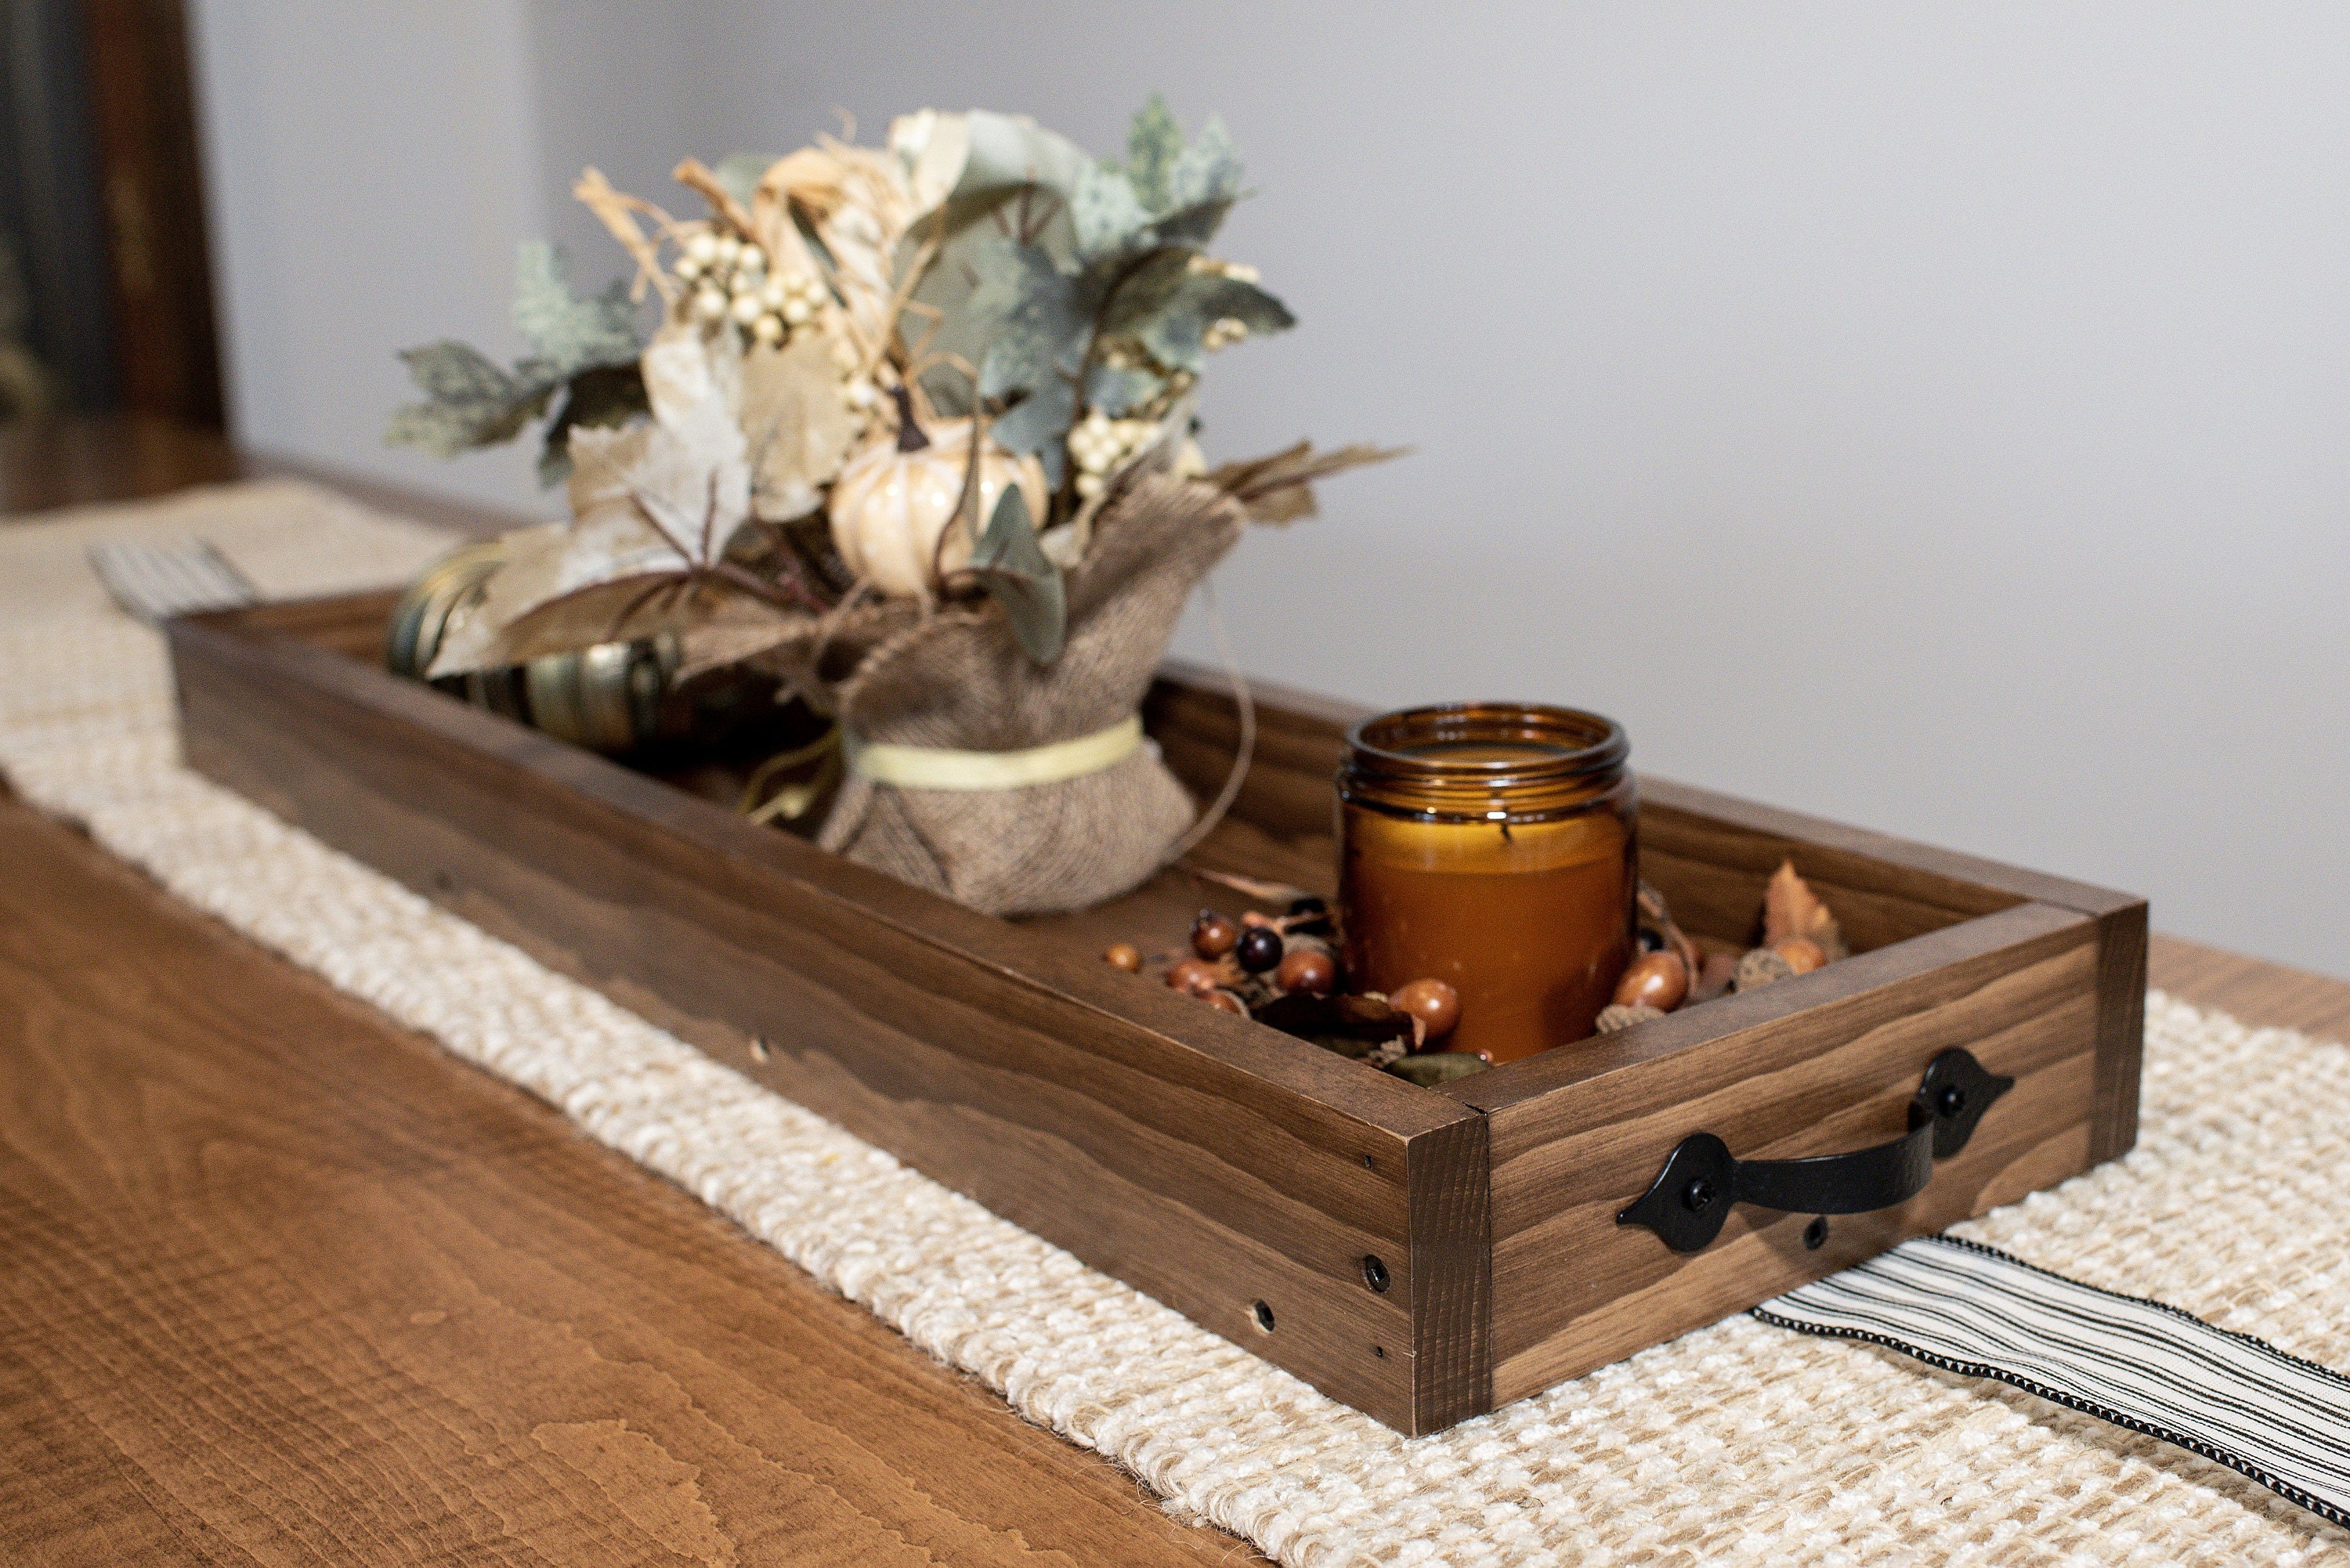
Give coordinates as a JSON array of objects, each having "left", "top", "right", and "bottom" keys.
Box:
[{"left": 1759, "top": 1235, "right": 2350, "bottom": 1529}]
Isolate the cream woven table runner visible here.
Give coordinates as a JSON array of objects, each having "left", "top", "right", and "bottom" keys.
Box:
[{"left": 6, "top": 479, "right": 2349, "bottom": 1566}]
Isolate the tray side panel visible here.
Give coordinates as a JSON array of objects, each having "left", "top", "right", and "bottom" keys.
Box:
[
  {"left": 169, "top": 616, "right": 1487, "bottom": 1433},
  {"left": 1458, "top": 902, "right": 2104, "bottom": 1407}
]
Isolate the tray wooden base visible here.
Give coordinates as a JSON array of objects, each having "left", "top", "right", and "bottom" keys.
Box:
[{"left": 168, "top": 593, "right": 2143, "bottom": 1433}]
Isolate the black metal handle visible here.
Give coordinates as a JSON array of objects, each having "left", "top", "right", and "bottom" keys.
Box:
[{"left": 1617, "top": 1047, "right": 2013, "bottom": 1253}]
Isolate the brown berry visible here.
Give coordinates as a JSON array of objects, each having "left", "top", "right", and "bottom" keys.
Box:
[
  {"left": 1774, "top": 937, "right": 1828, "bottom": 974},
  {"left": 1275, "top": 946, "right": 1339, "bottom": 996},
  {"left": 1613, "top": 952, "right": 1690, "bottom": 1012},
  {"left": 1104, "top": 942, "right": 1144, "bottom": 973},
  {"left": 1206, "top": 988, "right": 1248, "bottom": 1015},
  {"left": 1166, "top": 958, "right": 1220, "bottom": 995},
  {"left": 1390, "top": 978, "right": 1462, "bottom": 1044},
  {"left": 1191, "top": 910, "right": 1239, "bottom": 959}
]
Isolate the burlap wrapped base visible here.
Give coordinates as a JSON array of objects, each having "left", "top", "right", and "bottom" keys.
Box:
[{"left": 812, "top": 472, "right": 1246, "bottom": 916}]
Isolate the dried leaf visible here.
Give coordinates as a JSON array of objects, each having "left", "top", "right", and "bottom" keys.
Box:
[
  {"left": 739, "top": 320, "right": 866, "bottom": 521},
  {"left": 465, "top": 572, "right": 693, "bottom": 669},
  {"left": 425, "top": 518, "right": 678, "bottom": 677},
  {"left": 1205, "top": 440, "right": 1409, "bottom": 523},
  {"left": 572, "top": 167, "right": 675, "bottom": 305},
  {"left": 537, "top": 361, "right": 648, "bottom": 487},
  {"left": 673, "top": 592, "right": 809, "bottom": 683},
  {"left": 1762, "top": 860, "right": 1843, "bottom": 951},
  {"left": 429, "top": 331, "right": 755, "bottom": 678},
  {"left": 671, "top": 157, "right": 756, "bottom": 233}
]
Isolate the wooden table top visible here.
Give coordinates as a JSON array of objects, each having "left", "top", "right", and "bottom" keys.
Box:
[{"left": 5, "top": 414, "right": 2345, "bottom": 1564}]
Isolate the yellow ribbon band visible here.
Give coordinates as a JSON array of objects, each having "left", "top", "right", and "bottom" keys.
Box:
[{"left": 846, "top": 715, "right": 1144, "bottom": 792}]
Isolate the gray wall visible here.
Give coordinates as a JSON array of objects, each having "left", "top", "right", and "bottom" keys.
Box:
[{"left": 191, "top": 2, "right": 2350, "bottom": 979}]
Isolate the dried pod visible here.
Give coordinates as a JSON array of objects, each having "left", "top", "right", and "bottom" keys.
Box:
[
  {"left": 1612, "top": 951, "right": 1690, "bottom": 1012},
  {"left": 1385, "top": 1052, "right": 1491, "bottom": 1087},
  {"left": 1733, "top": 946, "right": 1797, "bottom": 992},
  {"left": 1595, "top": 1003, "right": 1666, "bottom": 1034},
  {"left": 1762, "top": 861, "right": 1848, "bottom": 959},
  {"left": 1774, "top": 936, "right": 1828, "bottom": 975},
  {"left": 1390, "top": 978, "right": 1462, "bottom": 1045}
]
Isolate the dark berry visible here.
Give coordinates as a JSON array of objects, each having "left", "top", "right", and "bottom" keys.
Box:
[{"left": 1235, "top": 926, "right": 1283, "bottom": 974}]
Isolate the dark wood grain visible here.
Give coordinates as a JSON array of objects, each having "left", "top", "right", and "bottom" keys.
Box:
[
  {"left": 171, "top": 602, "right": 1488, "bottom": 1434},
  {"left": 0, "top": 793, "right": 1266, "bottom": 1566},
  {"left": 1453, "top": 902, "right": 2105, "bottom": 1404},
  {"left": 170, "top": 582, "right": 2156, "bottom": 1435}
]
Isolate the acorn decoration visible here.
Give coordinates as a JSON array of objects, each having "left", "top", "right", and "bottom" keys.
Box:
[
  {"left": 1102, "top": 862, "right": 1856, "bottom": 1068},
  {"left": 1098, "top": 896, "right": 1488, "bottom": 1085},
  {"left": 1593, "top": 862, "right": 1850, "bottom": 1034}
]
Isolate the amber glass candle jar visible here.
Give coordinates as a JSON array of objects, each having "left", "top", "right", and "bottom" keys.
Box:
[{"left": 1338, "top": 703, "right": 1636, "bottom": 1065}]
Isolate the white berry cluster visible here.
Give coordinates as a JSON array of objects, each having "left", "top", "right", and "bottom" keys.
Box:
[
  {"left": 674, "top": 229, "right": 827, "bottom": 346},
  {"left": 1201, "top": 316, "right": 1249, "bottom": 352},
  {"left": 1067, "top": 410, "right": 1157, "bottom": 498}
]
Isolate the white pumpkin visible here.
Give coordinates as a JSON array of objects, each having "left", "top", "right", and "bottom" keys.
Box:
[{"left": 827, "top": 390, "right": 1048, "bottom": 598}]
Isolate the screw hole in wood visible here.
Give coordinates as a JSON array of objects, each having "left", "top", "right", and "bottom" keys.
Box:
[
  {"left": 1361, "top": 1255, "right": 1390, "bottom": 1293},
  {"left": 1250, "top": 1299, "right": 1275, "bottom": 1333},
  {"left": 1804, "top": 1215, "right": 1830, "bottom": 1250}
]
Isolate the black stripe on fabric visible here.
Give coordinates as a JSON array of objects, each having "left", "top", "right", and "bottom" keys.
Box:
[
  {"left": 1797, "top": 1259, "right": 2350, "bottom": 1476},
  {"left": 1755, "top": 1236, "right": 2350, "bottom": 1531},
  {"left": 1791, "top": 1255, "right": 2350, "bottom": 1483}
]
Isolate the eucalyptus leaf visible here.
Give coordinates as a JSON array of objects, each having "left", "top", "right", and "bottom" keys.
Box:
[
  {"left": 964, "top": 482, "right": 1065, "bottom": 664},
  {"left": 1147, "top": 195, "right": 1235, "bottom": 250},
  {"left": 1135, "top": 273, "right": 1294, "bottom": 374},
  {"left": 1092, "top": 248, "right": 1195, "bottom": 337},
  {"left": 387, "top": 342, "right": 550, "bottom": 457},
  {"left": 1070, "top": 161, "right": 1150, "bottom": 264},
  {"left": 953, "top": 110, "right": 1093, "bottom": 205},
  {"left": 1123, "top": 95, "right": 1184, "bottom": 211},
  {"left": 1165, "top": 114, "right": 1243, "bottom": 211},
  {"left": 977, "top": 244, "right": 1083, "bottom": 403},
  {"left": 1082, "top": 363, "right": 1160, "bottom": 418},
  {"left": 512, "top": 241, "right": 641, "bottom": 377},
  {"left": 907, "top": 224, "right": 1039, "bottom": 414},
  {"left": 989, "top": 378, "right": 1076, "bottom": 488}
]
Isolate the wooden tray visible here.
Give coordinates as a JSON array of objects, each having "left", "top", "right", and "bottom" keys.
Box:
[{"left": 166, "top": 592, "right": 2146, "bottom": 1436}]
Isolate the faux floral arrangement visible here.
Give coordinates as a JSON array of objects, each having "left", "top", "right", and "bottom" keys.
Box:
[{"left": 388, "top": 99, "right": 1393, "bottom": 916}]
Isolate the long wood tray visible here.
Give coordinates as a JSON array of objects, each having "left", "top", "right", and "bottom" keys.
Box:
[{"left": 167, "top": 591, "right": 2145, "bottom": 1435}]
